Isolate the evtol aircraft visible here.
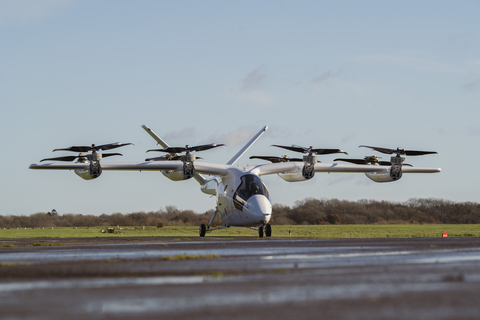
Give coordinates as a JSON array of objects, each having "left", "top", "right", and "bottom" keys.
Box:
[{"left": 29, "top": 125, "right": 441, "bottom": 237}]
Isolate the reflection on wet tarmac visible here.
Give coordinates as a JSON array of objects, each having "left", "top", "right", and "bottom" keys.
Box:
[
  {"left": 2, "top": 238, "right": 480, "bottom": 319},
  {"left": 90, "top": 282, "right": 457, "bottom": 315},
  {"left": 0, "top": 242, "right": 374, "bottom": 264},
  {"left": 0, "top": 276, "right": 206, "bottom": 293}
]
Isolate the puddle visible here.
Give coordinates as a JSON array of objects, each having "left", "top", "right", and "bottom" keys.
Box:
[
  {"left": 86, "top": 282, "right": 458, "bottom": 314},
  {"left": 0, "top": 245, "right": 378, "bottom": 264},
  {"left": 408, "top": 254, "right": 480, "bottom": 264},
  {"left": 0, "top": 276, "right": 207, "bottom": 293}
]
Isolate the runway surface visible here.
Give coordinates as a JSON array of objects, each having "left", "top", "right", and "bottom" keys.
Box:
[{"left": 1, "top": 236, "right": 480, "bottom": 319}]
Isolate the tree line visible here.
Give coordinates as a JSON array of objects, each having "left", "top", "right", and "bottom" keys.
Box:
[{"left": 1, "top": 198, "right": 479, "bottom": 228}]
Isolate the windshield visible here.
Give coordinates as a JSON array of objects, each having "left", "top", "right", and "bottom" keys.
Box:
[{"left": 233, "top": 174, "right": 269, "bottom": 210}]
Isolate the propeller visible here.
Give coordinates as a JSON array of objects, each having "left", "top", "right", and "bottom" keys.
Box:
[
  {"left": 334, "top": 156, "right": 412, "bottom": 167},
  {"left": 146, "top": 143, "right": 225, "bottom": 154},
  {"left": 145, "top": 155, "right": 203, "bottom": 161},
  {"left": 52, "top": 142, "right": 133, "bottom": 153},
  {"left": 249, "top": 155, "right": 305, "bottom": 163},
  {"left": 359, "top": 145, "right": 437, "bottom": 156},
  {"left": 39, "top": 142, "right": 133, "bottom": 162},
  {"left": 40, "top": 153, "right": 123, "bottom": 162},
  {"left": 271, "top": 145, "right": 348, "bottom": 155}
]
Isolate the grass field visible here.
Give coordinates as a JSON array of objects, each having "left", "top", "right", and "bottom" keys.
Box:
[{"left": 0, "top": 225, "right": 479, "bottom": 239}]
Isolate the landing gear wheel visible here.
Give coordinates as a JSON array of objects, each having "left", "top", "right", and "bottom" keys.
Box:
[
  {"left": 258, "top": 226, "right": 264, "bottom": 238},
  {"left": 199, "top": 224, "right": 206, "bottom": 237},
  {"left": 265, "top": 224, "right": 272, "bottom": 237}
]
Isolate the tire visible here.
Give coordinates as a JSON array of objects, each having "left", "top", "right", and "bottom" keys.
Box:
[
  {"left": 199, "top": 224, "right": 206, "bottom": 237},
  {"left": 258, "top": 226, "right": 264, "bottom": 238},
  {"left": 265, "top": 224, "right": 272, "bottom": 237}
]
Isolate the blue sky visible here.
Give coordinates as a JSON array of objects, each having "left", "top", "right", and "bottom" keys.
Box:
[{"left": 1, "top": 0, "right": 479, "bottom": 216}]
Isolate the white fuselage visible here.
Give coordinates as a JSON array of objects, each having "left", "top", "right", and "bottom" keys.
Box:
[{"left": 213, "top": 167, "right": 272, "bottom": 228}]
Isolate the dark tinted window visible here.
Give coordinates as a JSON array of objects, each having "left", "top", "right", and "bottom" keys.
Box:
[{"left": 233, "top": 174, "right": 268, "bottom": 210}]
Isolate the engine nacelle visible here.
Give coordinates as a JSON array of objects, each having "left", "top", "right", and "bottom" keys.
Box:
[
  {"left": 161, "top": 170, "right": 193, "bottom": 181},
  {"left": 302, "top": 155, "right": 317, "bottom": 180},
  {"left": 162, "top": 154, "right": 197, "bottom": 181},
  {"left": 277, "top": 166, "right": 309, "bottom": 182},
  {"left": 278, "top": 155, "right": 318, "bottom": 182},
  {"left": 365, "top": 167, "right": 403, "bottom": 183},
  {"left": 365, "top": 156, "right": 405, "bottom": 183},
  {"left": 389, "top": 156, "right": 404, "bottom": 181},
  {"left": 365, "top": 171, "right": 395, "bottom": 183},
  {"left": 74, "top": 161, "right": 102, "bottom": 180}
]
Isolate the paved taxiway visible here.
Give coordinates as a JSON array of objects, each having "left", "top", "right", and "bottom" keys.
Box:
[{"left": 1, "top": 237, "right": 480, "bottom": 319}]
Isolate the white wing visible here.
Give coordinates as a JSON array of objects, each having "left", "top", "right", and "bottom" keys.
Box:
[
  {"left": 29, "top": 163, "right": 90, "bottom": 170},
  {"left": 29, "top": 161, "right": 230, "bottom": 176},
  {"left": 253, "top": 162, "right": 441, "bottom": 176}
]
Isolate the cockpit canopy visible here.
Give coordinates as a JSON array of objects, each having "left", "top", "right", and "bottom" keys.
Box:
[{"left": 233, "top": 174, "right": 269, "bottom": 210}]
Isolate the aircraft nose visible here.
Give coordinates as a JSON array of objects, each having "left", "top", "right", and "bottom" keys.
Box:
[{"left": 244, "top": 195, "right": 272, "bottom": 223}]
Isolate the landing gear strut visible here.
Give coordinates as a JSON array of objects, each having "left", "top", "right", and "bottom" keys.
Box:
[{"left": 199, "top": 207, "right": 230, "bottom": 237}]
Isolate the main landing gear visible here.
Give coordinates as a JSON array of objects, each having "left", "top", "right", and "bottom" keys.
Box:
[
  {"left": 258, "top": 223, "right": 272, "bottom": 238},
  {"left": 199, "top": 224, "right": 206, "bottom": 237},
  {"left": 199, "top": 207, "right": 230, "bottom": 237}
]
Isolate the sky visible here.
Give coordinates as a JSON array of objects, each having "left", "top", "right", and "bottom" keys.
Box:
[{"left": 1, "top": 0, "right": 479, "bottom": 216}]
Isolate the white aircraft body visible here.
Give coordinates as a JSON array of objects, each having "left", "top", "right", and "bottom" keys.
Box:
[{"left": 29, "top": 125, "right": 441, "bottom": 237}]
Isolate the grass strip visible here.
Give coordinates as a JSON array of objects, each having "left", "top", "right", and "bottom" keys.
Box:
[
  {"left": 0, "top": 262, "right": 29, "bottom": 267},
  {"left": 24, "top": 242, "right": 64, "bottom": 247}
]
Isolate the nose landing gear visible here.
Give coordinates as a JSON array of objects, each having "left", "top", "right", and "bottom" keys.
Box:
[
  {"left": 257, "top": 223, "right": 272, "bottom": 238},
  {"left": 265, "top": 223, "right": 272, "bottom": 237}
]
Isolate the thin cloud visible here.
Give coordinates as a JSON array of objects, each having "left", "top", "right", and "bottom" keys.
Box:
[
  {"left": 311, "top": 70, "right": 340, "bottom": 85},
  {"left": 239, "top": 91, "right": 276, "bottom": 106},
  {"left": 163, "top": 127, "right": 197, "bottom": 144},
  {"left": 352, "top": 54, "right": 464, "bottom": 75},
  {"left": 241, "top": 67, "right": 266, "bottom": 91},
  {"left": 268, "top": 127, "right": 300, "bottom": 140},
  {"left": 466, "top": 126, "right": 480, "bottom": 136},
  {"left": 207, "top": 126, "right": 259, "bottom": 149},
  {"left": 236, "top": 67, "right": 276, "bottom": 106},
  {"left": 463, "top": 78, "right": 480, "bottom": 92},
  {"left": 0, "top": 0, "right": 75, "bottom": 26},
  {"left": 443, "top": 33, "right": 478, "bottom": 53},
  {"left": 433, "top": 128, "right": 450, "bottom": 136},
  {"left": 341, "top": 133, "right": 355, "bottom": 144}
]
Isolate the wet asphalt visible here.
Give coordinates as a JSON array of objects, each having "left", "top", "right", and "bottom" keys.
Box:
[{"left": 1, "top": 237, "right": 480, "bottom": 319}]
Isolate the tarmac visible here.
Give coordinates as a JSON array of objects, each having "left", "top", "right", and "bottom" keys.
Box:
[{"left": 1, "top": 236, "right": 480, "bottom": 319}]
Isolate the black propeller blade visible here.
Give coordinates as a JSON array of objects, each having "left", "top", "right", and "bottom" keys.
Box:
[
  {"left": 334, "top": 158, "right": 372, "bottom": 165},
  {"left": 145, "top": 155, "right": 203, "bottom": 161},
  {"left": 272, "top": 145, "right": 348, "bottom": 155},
  {"left": 359, "top": 145, "right": 437, "bottom": 156},
  {"left": 40, "top": 155, "right": 83, "bottom": 162},
  {"left": 101, "top": 153, "right": 123, "bottom": 158},
  {"left": 40, "top": 153, "right": 123, "bottom": 162},
  {"left": 334, "top": 156, "right": 412, "bottom": 166},
  {"left": 147, "top": 143, "right": 225, "bottom": 154},
  {"left": 249, "top": 155, "right": 305, "bottom": 163},
  {"left": 53, "top": 142, "right": 133, "bottom": 153}
]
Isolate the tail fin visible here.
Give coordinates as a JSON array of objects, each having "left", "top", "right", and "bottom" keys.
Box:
[
  {"left": 141, "top": 125, "right": 176, "bottom": 155},
  {"left": 226, "top": 126, "right": 268, "bottom": 165}
]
